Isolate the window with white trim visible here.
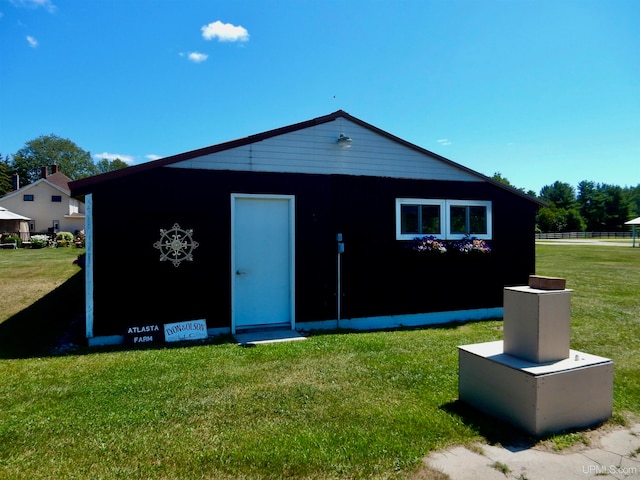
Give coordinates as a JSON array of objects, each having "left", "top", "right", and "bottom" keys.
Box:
[
  {"left": 396, "top": 199, "right": 445, "bottom": 239},
  {"left": 396, "top": 198, "right": 492, "bottom": 240}
]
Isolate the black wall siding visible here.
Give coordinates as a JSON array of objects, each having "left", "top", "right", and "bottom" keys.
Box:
[{"left": 89, "top": 168, "right": 536, "bottom": 337}]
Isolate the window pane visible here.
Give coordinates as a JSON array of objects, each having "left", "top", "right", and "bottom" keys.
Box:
[
  {"left": 450, "top": 206, "right": 467, "bottom": 234},
  {"left": 401, "top": 205, "right": 419, "bottom": 234},
  {"left": 420, "top": 205, "right": 440, "bottom": 234},
  {"left": 469, "top": 206, "right": 487, "bottom": 234}
]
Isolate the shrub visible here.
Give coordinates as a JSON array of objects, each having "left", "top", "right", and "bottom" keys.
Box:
[
  {"left": 56, "top": 231, "right": 74, "bottom": 248},
  {"left": 30, "top": 234, "right": 50, "bottom": 249},
  {"left": 1, "top": 235, "right": 21, "bottom": 248},
  {"left": 56, "top": 232, "right": 74, "bottom": 242}
]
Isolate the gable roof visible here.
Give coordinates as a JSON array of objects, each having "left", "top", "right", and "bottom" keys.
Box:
[
  {"left": 70, "top": 110, "right": 543, "bottom": 205},
  {"left": 1, "top": 172, "right": 74, "bottom": 202},
  {"left": 44, "top": 171, "right": 74, "bottom": 192}
]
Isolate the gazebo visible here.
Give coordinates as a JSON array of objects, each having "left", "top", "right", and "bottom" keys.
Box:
[
  {"left": 0, "top": 206, "right": 31, "bottom": 242},
  {"left": 625, "top": 216, "right": 640, "bottom": 248}
]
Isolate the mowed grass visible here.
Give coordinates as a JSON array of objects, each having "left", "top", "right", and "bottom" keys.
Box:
[
  {"left": 0, "top": 245, "right": 638, "bottom": 479},
  {"left": 536, "top": 244, "right": 640, "bottom": 416},
  {"left": 0, "top": 247, "right": 83, "bottom": 325},
  {"left": 0, "top": 248, "right": 85, "bottom": 357}
]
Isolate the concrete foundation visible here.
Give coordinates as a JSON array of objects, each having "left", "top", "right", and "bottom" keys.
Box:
[
  {"left": 458, "top": 276, "right": 614, "bottom": 436},
  {"left": 459, "top": 341, "right": 614, "bottom": 436}
]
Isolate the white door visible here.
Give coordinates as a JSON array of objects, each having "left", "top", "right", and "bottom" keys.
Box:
[{"left": 231, "top": 194, "right": 295, "bottom": 333}]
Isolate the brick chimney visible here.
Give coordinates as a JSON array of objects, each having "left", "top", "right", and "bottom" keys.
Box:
[
  {"left": 41, "top": 166, "right": 48, "bottom": 179},
  {"left": 11, "top": 173, "right": 19, "bottom": 191},
  {"left": 51, "top": 164, "right": 58, "bottom": 174}
]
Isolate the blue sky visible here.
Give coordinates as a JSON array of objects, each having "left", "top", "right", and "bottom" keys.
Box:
[{"left": 1, "top": 0, "right": 638, "bottom": 194}]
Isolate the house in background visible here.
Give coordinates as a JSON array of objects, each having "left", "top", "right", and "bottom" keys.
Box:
[
  {"left": 0, "top": 165, "right": 85, "bottom": 235},
  {"left": 70, "top": 110, "right": 544, "bottom": 347}
]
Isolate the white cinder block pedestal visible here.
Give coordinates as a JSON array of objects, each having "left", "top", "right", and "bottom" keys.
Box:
[
  {"left": 458, "top": 341, "right": 614, "bottom": 436},
  {"left": 503, "top": 286, "right": 572, "bottom": 363}
]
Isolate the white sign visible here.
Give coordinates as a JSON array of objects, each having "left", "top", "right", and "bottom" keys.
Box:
[{"left": 164, "top": 319, "right": 208, "bottom": 342}]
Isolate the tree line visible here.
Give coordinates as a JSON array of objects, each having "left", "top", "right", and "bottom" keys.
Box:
[
  {"left": 492, "top": 173, "right": 640, "bottom": 233},
  {"left": 0, "top": 135, "right": 637, "bottom": 233}
]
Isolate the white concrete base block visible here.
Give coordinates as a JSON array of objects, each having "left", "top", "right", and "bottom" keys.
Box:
[
  {"left": 458, "top": 341, "right": 613, "bottom": 436},
  {"left": 503, "top": 286, "right": 572, "bottom": 363}
]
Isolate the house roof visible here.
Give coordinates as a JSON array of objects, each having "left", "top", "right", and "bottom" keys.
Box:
[
  {"left": 44, "top": 171, "right": 74, "bottom": 192},
  {"left": 0, "top": 206, "right": 30, "bottom": 221},
  {"left": 1, "top": 172, "right": 74, "bottom": 202},
  {"left": 70, "top": 110, "right": 544, "bottom": 205}
]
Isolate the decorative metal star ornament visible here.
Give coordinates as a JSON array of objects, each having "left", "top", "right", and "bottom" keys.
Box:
[{"left": 153, "top": 223, "right": 199, "bottom": 267}]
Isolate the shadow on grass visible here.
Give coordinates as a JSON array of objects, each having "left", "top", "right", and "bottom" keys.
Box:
[
  {"left": 0, "top": 271, "right": 86, "bottom": 359},
  {"left": 440, "top": 399, "right": 539, "bottom": 450},
  {"left": 0, "top": 275, "right": 498, "bottom": 359},
  {"left": 440, "top": 399, "right": 612, "bottom": 450},
  {"left": 0, "top": 268, "right": 238, "bottom": 359}
]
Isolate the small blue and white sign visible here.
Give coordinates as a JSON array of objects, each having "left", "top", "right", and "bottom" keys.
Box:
[{"left": 164, "top": 319, "right": 208, "bottom": 342}]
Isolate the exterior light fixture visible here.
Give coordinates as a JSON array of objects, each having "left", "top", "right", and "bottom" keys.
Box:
[{"left": 337, "top": 133, "right": 352, "bottom": 148}]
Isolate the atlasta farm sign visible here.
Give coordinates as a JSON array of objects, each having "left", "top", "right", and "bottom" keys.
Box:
[
  {"left": 125, "top": 324, "right": 163, "bottom": 344},
  {"left": 125, "top": 319, "right": 208, "bottom": 345}
]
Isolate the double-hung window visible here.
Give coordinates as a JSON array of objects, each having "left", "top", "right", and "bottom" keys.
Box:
[{"left": 396, "top": 198, "right": 491, "bottom": 240}]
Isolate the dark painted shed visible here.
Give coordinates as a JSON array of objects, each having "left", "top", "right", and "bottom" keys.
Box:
[{"left": 70, "top": 111, "right": 543, "bottom": 346}]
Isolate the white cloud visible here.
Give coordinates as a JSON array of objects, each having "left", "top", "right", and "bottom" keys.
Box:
[
  {"left": 11, "top": 0, "right": 56, "bottom": 13},
  {"left": 201, "top": 20, "right": 249, "bottom": 42},
  {"left": 26, "top": 35, "right": 38, "bottom": 47},
  {"left": 145, "top": 154, "right": 162, "bottom": 161},
  {"left": 93, "top": 152, "right": 135, "bottom": 164},
  {"left": 437, "top": 138, "right": 452, "bottom": 146},
  {"left": 187, "top": 51, "right": 208, "bottom": 63}
]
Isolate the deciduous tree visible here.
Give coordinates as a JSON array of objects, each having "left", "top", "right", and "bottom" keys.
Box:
[
  {"left": 95, "top": 157, "right": 129, "bottom": 174},
  {"left": 11, "top": 134, "right": 96, "bottom": 184}
]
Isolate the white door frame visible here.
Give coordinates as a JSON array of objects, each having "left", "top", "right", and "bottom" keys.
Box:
[{"left": 230, "top": 194, "right": 295, "bottom": 334}]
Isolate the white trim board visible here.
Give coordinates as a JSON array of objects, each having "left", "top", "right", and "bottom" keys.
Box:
[
  {"left": 85, "top": 193, "right": 94, "bottom": 339},
  {"left": 297, "top": 308, "right": 503, "bottom": 332},
  {"left": 85, "top": 309, "right": 501, "bottom": 347},
  {"left": 87, "top": 327, "right": 232, "bottom": 347}
]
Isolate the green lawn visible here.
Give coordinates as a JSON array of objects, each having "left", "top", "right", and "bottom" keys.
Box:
[
  {"left": 0, "top": 245, "right": 637, "bottom": 479},
  {"left": 536, "top": 244, "right": 640, "bottom": 417},
  {"left": 0, "top": 247, "right": 85, "bottom": 357},
  {"left": 0, "top": 247, "right": 83, "bottom": 325}
]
